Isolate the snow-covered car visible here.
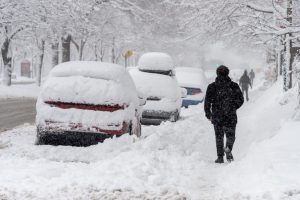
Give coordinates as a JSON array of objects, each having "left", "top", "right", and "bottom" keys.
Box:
[
  {"left": 129, "top": 52, "right": 182, "bottom": 125},
  {"left": 36, "top": 61, "right": 142, "bottom": 146},
  {"left": 175, "top": 67, "right": 208, "bottom": 108}
]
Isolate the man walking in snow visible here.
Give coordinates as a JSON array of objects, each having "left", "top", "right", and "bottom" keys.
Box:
[
  {"left": 239, "top": 70, "right": 252, "bottom": 101},
  {"left": 204, "top": 65, "right": 244, "bottom": 163},
  {"left": 249, "top": 69, "right": 255, "bottom": 86}
]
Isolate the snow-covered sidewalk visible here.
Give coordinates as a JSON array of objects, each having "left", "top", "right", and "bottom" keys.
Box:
[
  {"left": 0, "top": 81, "right": 299, "bottom": 200},
  {"left": 0, "top": 84, "right": 40, "bottom": 99}
]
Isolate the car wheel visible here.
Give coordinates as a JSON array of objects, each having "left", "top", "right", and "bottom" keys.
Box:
[
  {"left": 170, "top": 110, "right": 179, "bottom": 122},
  {"left": 129, "top": 120, "right": 142, "bottom": 137},
  {"left": 35, "top": 127, "right": 46, "bottom": 145},
  {"left": 136, "top": 121, "right": 142, "bottom": 137}
]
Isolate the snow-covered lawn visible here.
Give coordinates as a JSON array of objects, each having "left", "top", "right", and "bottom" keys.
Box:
[
  {"left": 0, "top": 84, "right": 40, "bottom": 99},
  {"left": 0, "top": 81, "right": 299, "bottom": 200}
]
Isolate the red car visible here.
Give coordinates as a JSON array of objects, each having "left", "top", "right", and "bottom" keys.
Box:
[{"left": 36, "top": 61, "right": 143, "bottom": 146}]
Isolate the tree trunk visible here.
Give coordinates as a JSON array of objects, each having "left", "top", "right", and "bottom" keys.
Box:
[
  {"left": 287, "top": 0, "right": 293, "bottom": 90},
  {"left": 288, "top": 36, "right": 293, "bottom": 89},
  {"left": 280, "top": 50, "right": 283, "bottom": 75},
  {"left": 283, "top": 38, "right": 289, "bottom": 91},
  {"left": 79, "top": 40, "right": 86, "bottom": 61},
  {"left": 100, "top": 41, "right": 105, "bottom": 62},
  {"left": 111, "top": 37, "right": 115, "bottom": 63},
  {"left": 62, "top": 34, "right": 72, "bottom": 63},
  {"left": 275, "top": 50, "right": 280, "bottom": 81},
  {"left": 51, "top": 42, "right": 59, "bottom": 67},
  {"left": 37, "top": 40, "right": 45, "bottom": 87},
  {"left": 94, "top": 43, "right": 98, "bottom": 61},
  {"left": 1, "top": 37, "right": 12, "bottom": 86}
]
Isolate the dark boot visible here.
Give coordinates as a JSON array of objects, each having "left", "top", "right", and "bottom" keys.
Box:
[
  {"left": 224, "top": 147, "right": 234, "bottom": 162},
  {"left": 215, "top": 156, "right": 224, "bottom": 164}
]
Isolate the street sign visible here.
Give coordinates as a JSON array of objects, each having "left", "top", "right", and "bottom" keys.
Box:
[{"left": 124, "top": 50, "right": 133, "bottom": 58}]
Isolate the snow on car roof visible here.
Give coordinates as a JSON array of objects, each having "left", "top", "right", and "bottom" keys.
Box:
[
  {"left": 175, "top": 67, "right": 207, "bottom": 89},
  {"left": 138, "top": 52, "right": 174, "bottom": 71},
  {"left": 41, "top": 61, "right": 138, "bottom": 106},
  {"left": 50, "top": 61, "right": 127, "bottom": 82}
]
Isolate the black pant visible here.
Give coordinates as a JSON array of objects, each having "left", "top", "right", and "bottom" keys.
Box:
[
  {"left": 242, "top": 88, "right": 249, "bottom": 101},
  {"left": 214, "top": 125, "right": 236, "bottom": 157}
]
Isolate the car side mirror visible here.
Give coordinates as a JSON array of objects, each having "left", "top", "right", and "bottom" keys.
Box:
[
  {"left": 138, "top": 91, "right": 147, "bottom": 106},
  {"left": 181, "top": 88, "right": 187, "bottom": 98}
]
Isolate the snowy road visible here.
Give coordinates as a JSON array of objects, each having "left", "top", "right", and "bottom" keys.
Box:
[
  {"left": 0, "top": 98, "right": 36, "bottom": 132},
  {"left": 0, "top": 82, "right": 300, "bottom": 200}
]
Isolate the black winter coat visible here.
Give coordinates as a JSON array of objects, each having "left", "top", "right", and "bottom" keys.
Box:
[
  {"left": 239, "top": 74, "right": 252, "bottom": 90},
  {"left": 204, "top": 76, "right": 244, "bottom": 126}
]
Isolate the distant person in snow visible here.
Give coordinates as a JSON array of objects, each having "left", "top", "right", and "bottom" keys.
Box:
[
  {"left": 249, "top": 69, "right": 255, "bottom": 86},
  {"left": 204, "top": 65, "right": 244, "bottom": 163},
  {"left": 239, "top": 70, "right": 252, "bottom": 101}
]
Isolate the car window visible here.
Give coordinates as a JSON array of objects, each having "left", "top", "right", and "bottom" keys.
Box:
[
  {"left": 184, "top": 87, "right": 202, "bottom": 95},
  {"left": 139, "top": 69, "right": 174, "bottom": 76}
]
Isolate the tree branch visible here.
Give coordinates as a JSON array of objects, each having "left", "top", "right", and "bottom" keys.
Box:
[
  {"left": 246, "top": 4, "right": 274, "bottom": 14},
  {"left": 71, "top": 37, "right": 79, "bottom": 51}
]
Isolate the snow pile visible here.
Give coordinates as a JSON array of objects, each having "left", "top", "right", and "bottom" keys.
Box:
[
  {"left": 37, "top": 61, "right": 139, "bottom": 130},
  {"left": 138, "top": 52, "right": 174, "bottom": 71},
  {"left": 0, "top": 84, "right": 40, "bottom": 99},
  {"left": 218, "top": 121, "right": 300, "bottom": 199},
  {"left": 129, "top": 68, "right": 181, "bottom": 112},
  {"left": 0, "top": 184, "right": 187, "bottom": 200}
]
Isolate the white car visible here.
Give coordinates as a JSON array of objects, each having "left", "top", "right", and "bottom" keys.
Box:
[
  {"left": 175, "top": 67, "right": 208, "bottom": 108},
  {"left": 36, "top": 61, "right": 142, "bottom": 146},
  {"left": 129, "top": 52, "right": 183, "bottom": 125}
]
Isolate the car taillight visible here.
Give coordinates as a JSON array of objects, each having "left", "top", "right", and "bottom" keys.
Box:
[
  {"left": 192, "top": 88, "right": 201, "bottom": 95},
  {"left": 45, "top": 101, "right": 125, "bottom": 112}
]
